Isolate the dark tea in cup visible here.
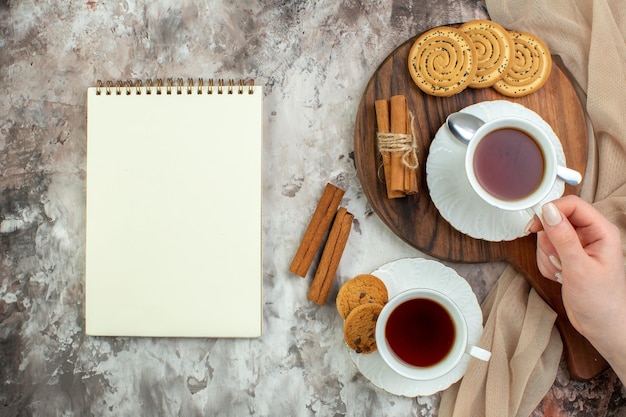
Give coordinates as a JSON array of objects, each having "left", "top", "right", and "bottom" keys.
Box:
[
  {"left": 385, "top": 298, "right": 455, "bottom": 367},
  {"left": 375, "top": 288, "right": 491, "bottom": 380},
  {"left": 473, "top": 128, "right": 545, "bottom": 201},
  {"left": 465, "top": 116, "right": 560, "bottom": 213}
]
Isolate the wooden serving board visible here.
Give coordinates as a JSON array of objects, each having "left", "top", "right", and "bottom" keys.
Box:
[{"left": 353, "top": 34, "right": 607, "bottom": 380}]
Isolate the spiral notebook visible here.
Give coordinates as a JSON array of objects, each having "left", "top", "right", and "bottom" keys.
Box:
[{"left": 85, "top": 78, "right": 262, "bottom": 338}]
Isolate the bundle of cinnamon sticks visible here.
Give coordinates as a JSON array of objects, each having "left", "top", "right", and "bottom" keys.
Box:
[
  {"left": 375, "top": 95, "right": 419, "bottom": 198},
  {"left": 289, "top": 183, "right": 353, "bottom": 306}
]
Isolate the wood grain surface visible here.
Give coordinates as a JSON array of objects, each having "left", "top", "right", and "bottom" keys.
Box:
[{"left": 353, "top": 34, "right": 607, "bottom": 380}]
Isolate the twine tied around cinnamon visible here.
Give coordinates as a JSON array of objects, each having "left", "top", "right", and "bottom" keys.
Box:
[
  {"left": 376, "top": 112, "right": 419, "bottom": 170},
  {"left": 374, "top": 96, "right": 419, "bottom": 198}
]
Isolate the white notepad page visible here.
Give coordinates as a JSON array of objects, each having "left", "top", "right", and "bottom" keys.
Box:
[{"left": 85, "top": 81, "right": 262, "bottom": 337}]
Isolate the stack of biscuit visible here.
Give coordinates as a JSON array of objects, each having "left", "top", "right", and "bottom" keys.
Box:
[
  {"left": 407, "top": 20, "right": 552, "bottom": 97},
  {"left": 336, "top": 274, "right": 389, "bottom": 354}
]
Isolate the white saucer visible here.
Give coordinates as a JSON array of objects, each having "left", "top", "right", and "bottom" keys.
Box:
[
  {"left": 348, "top": 258, "right": 484, "bottom": 397},
  {"left": 426, "top": 100, "right": 566, "bottom": 241}
]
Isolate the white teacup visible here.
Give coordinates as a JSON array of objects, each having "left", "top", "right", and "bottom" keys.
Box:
[
  {"left": 464, "top": 116, "right": 566, "bottom": 216},
  {"left": 375, "top": 288, "right": 491, "bottom": 381},
  {"left": 458, "top": 117, "right": 580, "bottom": 213}
]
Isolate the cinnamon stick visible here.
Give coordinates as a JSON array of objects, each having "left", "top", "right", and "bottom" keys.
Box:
[
  {"left": 307, "top": 207, "right": 354, "bottom": 305},
  {"left": 375, "top": 99, "right": 404, "bottom": 199},
  {"left": 404, "top": 106, "right": 419, "bottom": 195},
  {"left": 389, "top": 95, "right": 408, "bottom": 195},
  {"left": 290, "top": 183, "right": 345, "bottom": 277}
]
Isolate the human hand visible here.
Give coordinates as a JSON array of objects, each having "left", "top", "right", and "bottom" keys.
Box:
[{"left": 527, "top": 195, "right": 626, "bottom": 376}]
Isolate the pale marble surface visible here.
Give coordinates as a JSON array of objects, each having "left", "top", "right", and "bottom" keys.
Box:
[{"left": 1, "top": 1, "right": 625, "bottom": 416}]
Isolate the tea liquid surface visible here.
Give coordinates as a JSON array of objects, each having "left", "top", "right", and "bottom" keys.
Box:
[
  {"left": 385, "top": 298, "right": 455, "bottom": 367},
  {"left": 473, "top": 128, "right": 544, "bottom": 201}
]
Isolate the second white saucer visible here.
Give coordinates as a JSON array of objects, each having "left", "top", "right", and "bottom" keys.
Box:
[
  {"left": 426, "top": 100, "right": 566, "bottom": 242},
  {"left": 347, "top": 258, "right": 484, "bottom": 397}
]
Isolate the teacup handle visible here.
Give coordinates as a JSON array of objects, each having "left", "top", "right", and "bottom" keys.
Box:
[
  {"left": 467, "top": 345, "right": 491, "bottom": 362},
  {"left": 556, "top": 165, "right": 582, "bottom": 186}
]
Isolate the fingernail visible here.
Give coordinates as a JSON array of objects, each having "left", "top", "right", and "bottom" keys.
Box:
[
  {"left": 542, "top": 202, "right": 562, "bottom": 227},
  {"left": 555, "top": 272, "right": 563, "bottom": 284},
  {"left": 524, "top": 217, "right": 535, "bottom": 234},
  {"left": 549, "top": 255, "right": 562, "bottom": 270}
]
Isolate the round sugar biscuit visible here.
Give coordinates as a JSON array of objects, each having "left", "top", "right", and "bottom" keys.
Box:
[
  {"left": 493, "top": 31, "right": 552, "bottom": 97},
  {"left": 343, "top": 303, "right": 383, "bottom": 354},
  {"left": 336, "top": 274, "right": 388, "bottom": 319},
  {"left": 408, "top": 26, "right": 477, "bottom": 97},
  {"left": 460, "top": 20, "right": 514, "bottom": 88}
]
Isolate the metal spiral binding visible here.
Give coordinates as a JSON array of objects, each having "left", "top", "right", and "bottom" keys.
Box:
[{"left": 95, "top": 78, "right": 255, "bottom": 96}]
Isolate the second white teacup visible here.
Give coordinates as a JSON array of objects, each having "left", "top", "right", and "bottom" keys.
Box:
[
  {"left": 465, "top": 116, "right": 560, "bottom": 214},
  {"left": 375, "top": 288, "right": 491, "bottom": 381}
]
